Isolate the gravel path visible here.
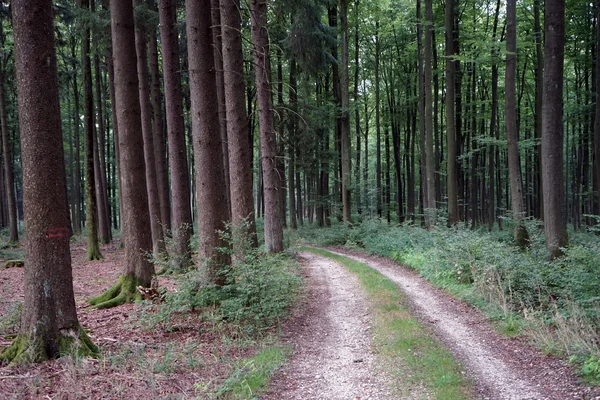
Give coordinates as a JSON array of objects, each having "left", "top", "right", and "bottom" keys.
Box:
[
  {"left": 326, "top": 247, "right": 600, "bottom": 400},
  {"left": 262, "top": 252, "right": 392, "bottom": 400}
]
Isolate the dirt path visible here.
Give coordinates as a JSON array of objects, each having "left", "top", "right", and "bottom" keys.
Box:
[
  {"left": 324, "top": 247, "right": 600, "bottom": 400},
  {"left": 263, "top": 252, "right": 393, "bottom": 399}
]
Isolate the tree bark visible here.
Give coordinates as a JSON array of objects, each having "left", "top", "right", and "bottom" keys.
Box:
[
  {"left": 542, "top": 0, "right": 568, "bottom": 259},
  {"left": 505, "top": 0, "right": 530, "bottom": 247},
  {"left": 187, "top": 0, "right": 232, "bottom": 284},
  {"left": 80, "top": 0, "right": 102, "bottom": 261},
  {"left": 135, "top": 0, "right": 165, "bottom": 256},
  {"left": 0, "top": 33, "right": 18, "bottom": 243},
  {"left": 220, "top": 0, "right": 258, "bottom": 249},
  {"left": 71, "top": 40, "right": 82, "bottom": 234},
  {"left": 2, "top": 0, "right": 97, "bottom": 363},
  {"left": 88, "top": 0, "right": 155, "bottom": 309},
  {"left": 594, "top": 0, "right": 600, "bottom": 218},
  {"left": 250, "top": 0, "right": 283, "bottom": 252},
  {"left": 424, "top": 0, "right": 436, "bottom": 228},
  {"left": 149, "top": 28, "right": 172, "bottom": 233},
  {"left": 158, "top": 0, "right": 193, "bottom": 270},
  {"left": 340, "top": 0, "right": 352, "bottom": 223},
  {"left": 445, "top": 0, "right": 459, "bottom": 225}
]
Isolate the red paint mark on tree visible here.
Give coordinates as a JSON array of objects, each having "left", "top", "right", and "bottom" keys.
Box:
[{"left": 46, "top": 227, "right": 69, "bottom": 239}]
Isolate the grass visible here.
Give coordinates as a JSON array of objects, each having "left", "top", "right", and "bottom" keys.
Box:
[
  {"left": 210, "top": 343, "right": 291, "bottom": 399},
  {"left": 302, "top": 246, "right": 471, "bottom": 399}
]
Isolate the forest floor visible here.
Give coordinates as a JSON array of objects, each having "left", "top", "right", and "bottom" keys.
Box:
[{"left": 1, "top": 241, "right": 600, "bottom": 399}]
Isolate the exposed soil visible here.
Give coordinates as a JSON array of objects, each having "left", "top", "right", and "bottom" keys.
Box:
[
  {"left": 262, "top": 252, "right": 392, "bottom": 399},
  {"left": 324, "top": 246, "right": 600, "bottom": 400}
]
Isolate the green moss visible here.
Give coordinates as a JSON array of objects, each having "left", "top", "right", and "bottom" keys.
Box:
[
  {"left": 88, "top": 274, "right": 144, "bottom": 309},
  {"left": 87, "top": 241, "right": 103, "bottom": 261},
  {"left": 3, "top": 259, "right": 24, "bottom": 269},
  {"left": 58, "top": 326, "right": 100, "bottom": 357}
]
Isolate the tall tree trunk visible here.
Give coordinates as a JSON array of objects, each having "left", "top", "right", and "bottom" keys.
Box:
[
  {"left": 187, "top": 0, "right": 231, "bottom": 284},
  {"left": 424, "top": 0, "right": 435, "bottom": 228},
  {"left": 446, "top": 0, "right": 459, "bottom": 225},
  {"left": 595, "top": 0, "right": 600, "bottom": 217},
  {"left": 106, "top": 48, "right": 122, "bottom": 232},
  {"left": 81, "top": 0, "right": 102, "bottom": 261},
  {"left": 354, "top": 0, "right": 361, "bottom": 214},
  {"left": 211, "top": 0, "right": 231, "bottom": 216},
  {"left": 0, "top": 37, "right": 18, "bottom": 243},
  {"left": 542, "top": 0, "right": 568, "bottom": 259},
  {"left": 135, "top": 0, "right": 165, "bottom": 256},
  {"left": 250, "top": 0, "right": 283, "bottom": 252},
  {"left": 149, "top": 28, "right": 172, "bottom": 233},
  {"left": 534, "top": 0, "right": 544, "bottom": 219},
  {"left": 340, "top": 0, "right": 352, "bottom": 223},
  {"left": 506, "top": 0, "right": 530, "bottom": 247},
  {"left": 488, "top": 0, "right": 501, "bottom": 232},
  {"left": 158, "top": 0, "right": 193, "bottom": 270},
  {"left": 288, "top": 59, "right": 298, "bottom": 230},
  {"left": 376, "top": 20, "right": 383, "bottom": 218},
  {"left": 89, "top": 0, "right": 155, "bottom": 309},
  {"left": 94, "top": 53, "right": 111, "bottom": 244},
  {"left": 220, "top": 0, "right": 258, "bottom": 249},
  {"left": 2, "top": 0, "right": 97, "bottom": 363}
]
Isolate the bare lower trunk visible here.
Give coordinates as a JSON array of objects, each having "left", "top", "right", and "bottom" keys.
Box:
[
  {"left": 542, "top": 0, "right": 568, "bottom": 259},
  {"left": 505, "top": 0, "right": 530, "bottom": 247},
  {"left": 159, "top": 0, "right": 193, "bottom": 270},
  {"left": 250, "top": 0, "right": 283, "bottom": 252},
  {"left": 220, "top": 0, "right": 257, "bottom": 249},
  {"left": 135, "top": 3, "right": 165, "bottom": 256},
  {"left": 187, "top": 0, "right": 231, "bottom": 284}
]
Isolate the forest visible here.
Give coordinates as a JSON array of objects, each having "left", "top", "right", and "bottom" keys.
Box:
[{"left": 0, "top": 0, "right": 600, "bottom": 397}]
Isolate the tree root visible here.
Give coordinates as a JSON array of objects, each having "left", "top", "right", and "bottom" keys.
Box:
[
  {"left": 88, "top": 274, "right": 143, "bottom": 309},
  {"left": 0, "top": 326, "right": 98, "bottom": 366}
]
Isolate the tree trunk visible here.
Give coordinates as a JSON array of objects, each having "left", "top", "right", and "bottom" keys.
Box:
[
  {"left": 506, "top": 0, "right": 530, "bottom": 247},
  {"left": 424, "top": 0, "right": 435, "bottom": 228},
  {"left": 288, "top": 59, "right": 298, "bottom": 230},
  {"left": 149, "top": 28, "right": 172, "bottom": 233},
  {"left": 595, "top": 0, "right": 600, "bottom": 218},
  {"left": 71, "top": 40, "right": 82, "bottom": 234},
  {"left": 339, "top": 0, "right": 352, "bottom": 223},
  {"left": 81, "top": 0, "right": 102, "bottom": 261},
  {"left": 158, "top": 0, "right": 193, "bottom": 270},
  {"left": 187, "top": 0, "right": 231, "bottom": 284},
  {"left": 354, "top": 0, "right": 361, "bottom": 214},
  {"left": 0, "top": 34, "right": 18, "bottom": 243},
  {"left": 106, "top": 47, "right": 122, "bottom": 232},
  {"left": 250, "top": 0, "right": 283, "bottom": 252},
  {"left": 446, "top": 0, "right": 459, "bottom": 225},
  {"left": 2, "top": 0, "right": 97, "bottom": 363},
  {"left": 220, "top": 0, "right": 258, "bottom": 249},
  {"left": 89, "top": 0, "right": 155, "bottom": 309},
  {"left": 542, "top": 0, "right": 568, "bottom": 259},
  {"left": 135, "top": 0, "right": 165, "bottom": 256},
  {"left": 376, "top": 20, "right": 383, "bottom": 218},
  {"left": 211, "top": 0, "right": 231, "bottom": 216},
  {"left": 534, "top": 0, "right": 544, "bottom": 219}
]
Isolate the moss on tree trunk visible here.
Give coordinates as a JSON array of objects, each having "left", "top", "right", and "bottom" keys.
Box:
[
  {"left": 0, "top": 326, "right": 98, "bottom": 365},
  {"left": 88, "top": 274, "right": 144, "bottom": 309}
]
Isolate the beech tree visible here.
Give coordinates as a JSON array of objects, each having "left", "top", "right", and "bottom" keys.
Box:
[
  {"left": 88, "top": 0, "right": 154, "bottom": 308},
  {"left": 1, "top": 0, "right": 97, "bottom": 363},
  {"left": 505, "top": 0, "right": 530, "bottom": 247},
  {"left": 187, "top": 0, "right": 232, "bottom": 283},
  {"left": 541, "top": 0, "right": 568, "bottom": 259}
]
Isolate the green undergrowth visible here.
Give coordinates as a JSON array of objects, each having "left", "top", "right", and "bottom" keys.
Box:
[
  {"left": 134, "top": 247, "right": 302, "bottom": 398},
  {"left": 292, "top": 218, "right": 600, "bottom": 385},
  {"left": 303, "top": 247, "right": 471, "bottom": 399}
]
